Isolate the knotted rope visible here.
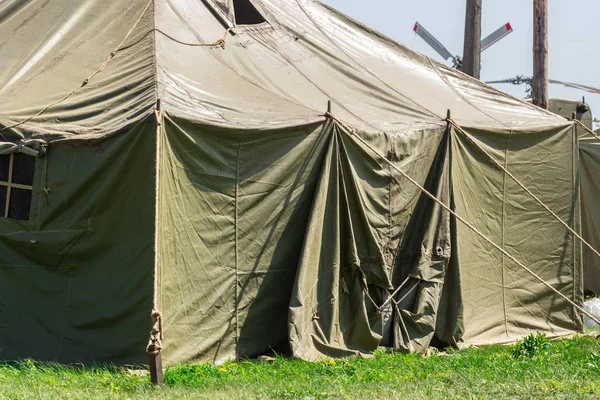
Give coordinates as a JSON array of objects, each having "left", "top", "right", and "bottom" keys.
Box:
[{"left": 146, "top": 309, "right": 163, "bottom": 355}]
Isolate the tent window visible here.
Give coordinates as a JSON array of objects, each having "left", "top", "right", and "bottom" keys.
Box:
[
  {"left": 0, "top": 153, "right": 35, "bottom": 221},
  {"left": 233, "top": 0, "right": 266, "bottom": 25}
]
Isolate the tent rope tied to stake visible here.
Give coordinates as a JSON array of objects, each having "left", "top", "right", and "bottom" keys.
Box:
[
  {"left": 323, "top": 111, "right": 600, "bottom": 327},
  {"left": 448, "top": 118, "right": 600, "bottom": 264}
]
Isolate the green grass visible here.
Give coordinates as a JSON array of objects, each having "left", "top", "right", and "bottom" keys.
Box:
[{"left": 0, "top": 335, "right": 599, "bottom": 399}]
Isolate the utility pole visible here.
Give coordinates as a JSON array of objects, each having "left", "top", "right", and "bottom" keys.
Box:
[
  {"left": 532, "top": 0, "right": 548, "bottom": 109},
  {"left": 462, "top": 0, "right": 482, "bottom": 79}
]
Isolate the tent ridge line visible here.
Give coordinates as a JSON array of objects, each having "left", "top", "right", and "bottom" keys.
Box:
[{"left": 324, "top": 110, "right": 600, "bottom": 327}]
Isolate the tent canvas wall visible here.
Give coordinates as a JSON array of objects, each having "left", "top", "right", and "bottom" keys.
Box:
[
  {"left": 0, "top": 0, "right": 584, "bottom": 366},
  {"left": 547, "top": 98, "right": 600, "bottom": 296},
  {"left": 579, "top": 129, "right": 600, "bottom": 296}
]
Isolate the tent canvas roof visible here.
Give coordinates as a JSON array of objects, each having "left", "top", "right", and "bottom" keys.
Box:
[{"left": 0, "top": 0, "right": 567, "bottom": 138}]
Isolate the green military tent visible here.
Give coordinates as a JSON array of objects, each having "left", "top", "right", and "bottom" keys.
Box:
[{"left": 0, "top": 0, "right": 586, "bottom": 366}]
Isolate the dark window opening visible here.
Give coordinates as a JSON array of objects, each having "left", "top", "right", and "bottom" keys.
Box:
[
  {"left": 233, "top": 0, "right": 266, "bottom": 25},
  {"left": 0, "top": 153, "right": 35, "bottom": 221},
  {"left": 0, "top": 155, "right": 9, "bottom": 181}
]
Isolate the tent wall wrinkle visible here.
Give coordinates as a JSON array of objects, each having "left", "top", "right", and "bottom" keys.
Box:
[
  {"left": 289, "top": 123, "right": 449, "bottom": 360},
  {"left": 391, "top": 131, "right": 456, "bottom": 353}
]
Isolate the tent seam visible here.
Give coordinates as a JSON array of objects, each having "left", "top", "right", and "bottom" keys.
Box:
[
  {"left": 152, "top": 0, "right": 159, "bottom": 107},
  {"left": 501, "top": 128, "right": 513, "bottom": 338},
  {"left": 233, "top": 132, "right": 246, "bottom": 356},
  {"left": 386, "top": 137, "right": 394, "bottom": 274}
]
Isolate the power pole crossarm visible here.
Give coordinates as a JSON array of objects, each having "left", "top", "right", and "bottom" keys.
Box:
[
  {"left": 532, "top": 0, "right": 549, "bottom": 109},
  {"left": 463, "top": 0, "right": 482, "bottom": 79}
]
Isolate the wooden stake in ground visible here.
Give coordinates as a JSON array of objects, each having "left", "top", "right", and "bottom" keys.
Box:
[
  {"left": 533, "top": 0, "right": 549, "bottom": 109},
  {"left": 148, "top": 347, "right": 164, "bottom": 386},
  {"left": 462, "top": 0, "right": 482, "bottom": 79}
]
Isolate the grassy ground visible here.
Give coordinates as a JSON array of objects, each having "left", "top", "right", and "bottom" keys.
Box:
[{"left": 0, "top": 334, "right": 598, "bottom": 400}]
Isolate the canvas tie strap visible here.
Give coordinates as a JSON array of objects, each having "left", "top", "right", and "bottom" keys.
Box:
[
  {"left": 119, "top": 27, "right": 232, "bottom": 53},
  {"left": 324, "top": 111, "right": 600, "bottom": 327},
  {"left": 0, "top": 139, "right": 47, "bottom": 156}
]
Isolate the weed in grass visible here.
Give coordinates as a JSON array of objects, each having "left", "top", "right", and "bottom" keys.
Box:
[
  {"left": 512, "top": 332, "right": 550, "bottom": 358},
  {"left": 587, "top": 351, "right": 600, "bottom": 373}
]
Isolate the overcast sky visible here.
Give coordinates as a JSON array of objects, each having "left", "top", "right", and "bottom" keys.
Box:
[{"left": 323, "top": 0, "right": 600, "bottom": 127}]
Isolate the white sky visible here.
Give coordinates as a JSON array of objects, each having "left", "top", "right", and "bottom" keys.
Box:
[{"left": 323, "top": 0, "right": 600, "bottom": 127}]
